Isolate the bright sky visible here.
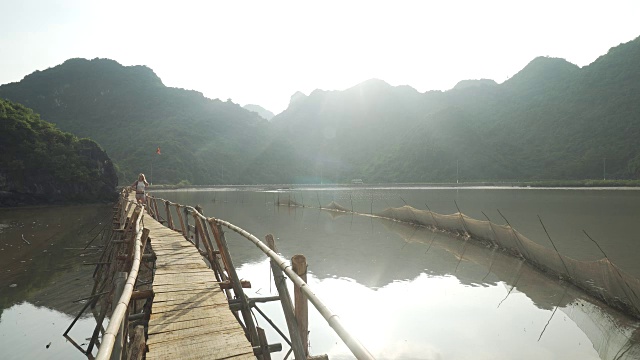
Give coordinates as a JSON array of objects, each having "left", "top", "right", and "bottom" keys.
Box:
[{"left": 2, "top": 0, "right": 640, "bottom": 114}]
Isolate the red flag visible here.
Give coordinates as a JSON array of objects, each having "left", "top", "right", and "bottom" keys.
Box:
[{"left": 156, "top": 147, "right": 161, "bottom": 155}]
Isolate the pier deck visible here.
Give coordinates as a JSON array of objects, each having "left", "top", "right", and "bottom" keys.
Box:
[{"left": 143, "top": 209, "right": 254, "bottom": 359}]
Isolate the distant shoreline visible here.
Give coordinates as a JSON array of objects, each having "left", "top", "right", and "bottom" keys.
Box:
[{"left": 147, "top": 179, "right": 640, "bottom": 191}]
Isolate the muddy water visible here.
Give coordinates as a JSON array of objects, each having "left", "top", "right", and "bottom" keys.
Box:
[
  {"left": 0, "top": 204, "right": 111, "bottom": 359},
  {"left": 2, "top": 187, "right": 640, "bottom": 359},
  {"left": 156, "top": 187, "right": 640, "bottom": 359}
]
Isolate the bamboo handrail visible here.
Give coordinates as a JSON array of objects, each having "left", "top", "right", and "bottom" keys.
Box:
[
  {"left": 95, "top": 199, "right": 144, "bottom": 360},
  {"left": 148, "top": 195, "right": 374, "bottom": 360},
  {"left": 214, "top": 218, "right": 374, "bottom": 360}
]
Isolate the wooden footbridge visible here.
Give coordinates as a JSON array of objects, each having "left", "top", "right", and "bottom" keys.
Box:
[{"left": 64, "top": 189, "right": 373, "bottom": 360}]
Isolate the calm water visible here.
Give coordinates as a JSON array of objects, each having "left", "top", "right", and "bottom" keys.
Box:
[
  {"left": 0, "top": 204, "right": 111, "bottom": 360},
  {"left": 1, "top": 187, "right": 640, "bottom": 359}
]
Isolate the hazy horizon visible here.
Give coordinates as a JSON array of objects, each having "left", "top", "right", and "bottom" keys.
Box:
[{"left": 2, "top": 0, "right": 640, "bottom": 113}]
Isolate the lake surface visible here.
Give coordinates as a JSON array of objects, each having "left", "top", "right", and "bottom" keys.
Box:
[
  {"left": 1, "top": 187, "right": 640, "bottom": 359},
  {"left": 0, "top": 204, "right": 111, "bottom": 360}
]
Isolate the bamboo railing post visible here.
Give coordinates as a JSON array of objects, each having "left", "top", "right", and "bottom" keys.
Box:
[
  {"left": 213, "top": 221, "right": 260, "bottom": 347},
  {"left": 291, "top": 254, "right": 309, "bottom": 357},
  {"left": 192, "top": 213, "right": 200, "bottom": 249},
  {"left": 152, "top": 198, "right": 161, "bottom": 222},
  {"left": 121, "top": 201, "right": 132, "bottom": 231},
  {"left": 209, "top": 221, "right": 232, "bottom": 274},
  {"left": 96, "top": 205, "right": 145, "bottom": 360},
  {"left": 196, "top": 217, "right": 225, "bottom": 283},
  {"left": 194, "top": 215, "right": 215, "bottom": 266},
  {"left": 266, "top": 235, "right": 306, "bottom": 360},
  {"left": 164, "top": 201, "right": 174, "bottom": 230},
  {"left": 124, "top": 208, "right": 142, "bottom": 272},
  {"left": 175, "top": 204, "right": 186, "bottom": 235},
  {"left": 206, "top": 219, "right": 232, "bottom": 283},
  {"left": 145, "top": 195, "right": 153, "bottom": 216},
  {"left": 184, "top": 207, "right": 191, "bottom": 241}
]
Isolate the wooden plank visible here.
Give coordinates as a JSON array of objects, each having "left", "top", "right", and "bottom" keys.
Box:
[
  {"left": 152, "top": 289, "right": 219, "bottom": 301},
  {"left": 152, "top": 297, "right": 224, "bottom": 308},
  {"left": 154, "top": 268, "right": 213, "bottom": 276},
  {"left": 146, "top": 333, "right": 253, "bottom": 360},
  {"left": 148, "top": 317, "right": 238, "bottom": 335},
  {"left": 152, "top": 283, "right": 221, "bottom": 294},
  {"left": 147, "top": 323, "right": 244, "bottom": 344},
  {"left": 154, "top": 262, "right": 205, "bottom": 270},
  {"left": 151, "top": 302, "right": 229, "bottom": 315},
  {"left": 148, "top": 311, "right": 228, "bottom": 326},
  {"left": 141, "top": 200, "right": 252, "bottom": 360},
  {"left": 152, "top": 275, "right": 217, "bottom": 286},
  {"left": 155, "top": 259, "right": 205, "bottom": 265},
  {"left": 154, "top": 259, "right": 207, "bottom": 266}
]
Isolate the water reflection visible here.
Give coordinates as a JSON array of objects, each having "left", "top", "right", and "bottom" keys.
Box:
[
  {"left": 140, "top": 188, "right": 640, "bottom": 358},
  {"left": 0, "top": 204, "right": 110, "bottom": 359}
]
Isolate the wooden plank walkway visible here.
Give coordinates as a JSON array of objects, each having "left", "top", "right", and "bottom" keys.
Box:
[{"left": 142, "top": 209, "right": 254, "bottom": 359}]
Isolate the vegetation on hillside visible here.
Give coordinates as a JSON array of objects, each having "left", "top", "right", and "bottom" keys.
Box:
[
  {"left": 0, "top": 58, "right": 272, "bottom": 185},
  {"left": 0, "top": 98, "right": 117, "bottom": 206},
  {"left": 272, "top": 37, "right": 640, "bottom": 183},
  {"left": 1, "top": 36, "right": 639, "bottom": 185}
]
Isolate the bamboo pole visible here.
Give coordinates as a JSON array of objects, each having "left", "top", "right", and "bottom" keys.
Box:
[
  {"left": 266, "top": 235, "right": 306, "bottom": 360},
  {"left": 193, "top": 206, "right": 204, "bottom": 249},
  {"left": 194, "top": 214, "right": 215, "bottom": 266},
  {"left": 214, "top": 220, "right": 373, "bottom": 360},
  {"left": 213, "top": 222, "right": 260, "bottom": 347},
  {"left": 291, "top": 254, "right": 309, "bottom": 358},
  {"left": 96, "top": 205, "right": 145, "bottom": 360},
  {"left": 208, "top": 220, "right": 232, "bottom": 275},
  {"left": 198, "top": 218, "right": 225, "bottom": 283},
  {"left": 175, "top": 204, "right": 186, "bottom": 235},
  {"left": 145, "top": 198, "right": 374, "bottom": 359},
  {"left": 183, "top": 206, "right": 190, "bottom": 241},
  {"left": 110, "top": 272, "right": 127, "bottom": 360},
  {"left": 152, "top": 198, "right": 161, "bottom": 223},
  {"left": 164, "top": 201, "right": 174, "bottom": 230}
]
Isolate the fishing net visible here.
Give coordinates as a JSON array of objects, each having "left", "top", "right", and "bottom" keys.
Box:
[{"left": 333, "top": 203, "right": 640, "bottom": 319}]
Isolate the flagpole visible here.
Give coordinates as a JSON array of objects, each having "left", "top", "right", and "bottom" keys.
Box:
[{"left": 150, "top": 155, "right": 153, "bottom": 185}]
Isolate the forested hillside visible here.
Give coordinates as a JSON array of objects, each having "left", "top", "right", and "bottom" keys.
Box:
[
  {"left": 0, "top": 59, "right": 276, "bottom": 184},
  {"left": 272, "top": 36, "right": 640, "bottom": 182},
  {"left": 1, "top": 36, "right": 639, "bottom": 185},
  {"left": 0, "top": 99, "right": 117, "bottom": 206}
]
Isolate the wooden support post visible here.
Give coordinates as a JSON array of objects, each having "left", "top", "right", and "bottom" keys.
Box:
[
  {"left": 152, "top": 198, "right": 161, "bottom": 222},
  {"left": 124, "top": 208, "right": 142, "bottom": 272},
  {"left": 164, "top": 201, "right": 174, "bottom": 230},
  {"left": 139, "top": 228, "right": 150, "bottom": 255},
  {"left": 194, "top": 216, "right": 215, "bottom": 268},
  {"left": 257, "top": 327, "right": 272, "bottom": 360},
  {"left": 192, "top": 213, "right": 201, "bottom": 249},
  {"left": 111, "top": 272, "right": 127, "bottom": 360},
  {"left": 183, "top": 207, "right": 190, "bottom": 241},
  {"left": 265, "top": 235, "right": 306, "bottom": 360},
  {"left": 146, "top": 196, "right": 153, "bottom": 218},
  {"left": 120, "top": 201, "right": 131, "bottom": 230},
  {"left": 292, "top": 254, "right": 309, "bottom": 358},
  {"left": 130, "top": 290, "right": 154, "bottom": 301},
  {"left": 213, "top": 223, "right": 260, "bottom": 347},
  {"left": 175, "top": 204, "right": 187, "bottom": 235},
  {"left": 127, "top": 325, "right": 146, "bottom": 360},
  {"left": 209, "top": 221, "right": 231, "bottom": 273}
]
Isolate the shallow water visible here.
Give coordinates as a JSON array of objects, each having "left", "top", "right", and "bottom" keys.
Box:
[
  {"left": 0, "top": 204, "right": 111, "bottom": 359},
  {"left": 1, "top": 188, "right": 640, "bottom": 359},
  {"left": 154, "top": 187, "right": 640, "bottom": 359}
]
